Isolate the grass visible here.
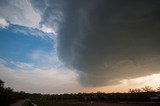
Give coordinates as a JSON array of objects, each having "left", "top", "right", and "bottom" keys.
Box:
[
  {"left": 26, "top": 100, "right": 160, "bottom": 106},
  {"left": 32, "top": 100, "right": 79, "bottom": 106},
  {"left": 22, "top": 100, "right": 30, "bottom": 106}
]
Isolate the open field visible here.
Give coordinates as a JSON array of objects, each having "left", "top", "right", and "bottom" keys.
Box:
[{"left": 31, "top": 100, "right": 160, "bottom": 106}]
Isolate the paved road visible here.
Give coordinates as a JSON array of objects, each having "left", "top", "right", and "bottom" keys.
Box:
[{"left": 10, "top": 99, "right": 26, "bottom": 106}]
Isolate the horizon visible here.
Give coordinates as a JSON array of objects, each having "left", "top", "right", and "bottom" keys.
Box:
[{"left": 0, "top": 0, "right": 160, "bottom": 94}]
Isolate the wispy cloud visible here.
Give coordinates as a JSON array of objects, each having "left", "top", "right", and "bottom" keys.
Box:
[
  {"left": 0, "top": 58, "right": 80, "bottom": 94},
  {"left": 28, "top": 49, "right": 62, "bottom": 68},
  {"left": 0, "top": 0, "right": 56, "bottom": 38},
  {"left": 0, "top": 0, "right": 41, "bottom": 28},
  {"left": 13, "top": 25, "right": 56, "bottom": 39},
  {"left": 0, "top": 47, "right": 80, "bottom": 93}
]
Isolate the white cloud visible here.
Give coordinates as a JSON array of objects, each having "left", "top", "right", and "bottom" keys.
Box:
[
  {"left": 0, "top": 0, "right": 41, "bottom": 28},
  {"left": 0, "top": 58, "right": 7, "bottom": 64},
  {"left": 10, "top": 61, "right": 34, "bottom": 69},
  {"left": 0, "top": 58, "right": 80, "bottom": 94},
  {"left": 40, "top": 24, "right": 57, "bottom": 35},
  {"left": 0, "top": 0, "right": 56, "bottom": 38},
  {"left": 0, "top": 17, "right": 9, "bottom": 28},
  {"left": 121, "top": 73, "right": 160, "bottom": 88},
  {"left": 13, "top": 26, "right": 56, "bottom": 39},
  {"left": 0, "top": 49, "right": 81, "bottom": 93},
  {"left": 29, "top": 50, "right": 62, "bottom": 68}
]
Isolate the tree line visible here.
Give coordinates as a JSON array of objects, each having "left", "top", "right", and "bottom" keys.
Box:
[
  {"left": 1, "top": 79, "right": 160, "bottom": 106},
  {"left": 0, "top": 80, "right": 29, "bottom": 106},
  {"left": 128, "top": 85, "right": 160, "bottom": 93}
]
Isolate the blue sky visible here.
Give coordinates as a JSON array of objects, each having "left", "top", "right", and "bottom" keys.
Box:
[
  {"left": 0, "top": 1, "right": 79, "bottom": 93},
  {"left": 0, "top": 24, "right": 79, "bottom": 93},
  {"left": 0, "top": 25, "right": 54, "bottom": 63}
]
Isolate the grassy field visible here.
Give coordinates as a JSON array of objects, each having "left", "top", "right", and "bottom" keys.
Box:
[{"left": 30, "top": 100, "right": 160, "bottom": 106}]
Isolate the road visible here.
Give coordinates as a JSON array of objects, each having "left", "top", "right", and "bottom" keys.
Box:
[{"left": 10, "top": 99, "right": 26, "bottom": 106}]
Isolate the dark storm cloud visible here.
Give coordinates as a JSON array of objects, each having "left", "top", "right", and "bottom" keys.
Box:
[{"left": 31, "top": 0, "right": 160, "bottom": 86}]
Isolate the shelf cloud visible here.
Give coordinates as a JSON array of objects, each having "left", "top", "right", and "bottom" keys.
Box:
[{"left": 31, "top": 0, "right": 160, "bottom": 86}]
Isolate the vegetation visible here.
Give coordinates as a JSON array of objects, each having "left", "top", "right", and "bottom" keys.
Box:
[
  {"left": 157, "top": 85, "right": 160, "bottom": 92},
  {"left": 31, "top": 100, "right": 77, "bottom": 106},
  {"left": 0, "top": 79, "right": 29, "bottom": 106},
  {"left": 142, "top": 86, "right": 154, "bottom": 92},
  {"left": 22, "top": 100, "right": 30, "bottom": 106},
  {"left": 1, "top": 79, "right": 160, "bottom": 106}
]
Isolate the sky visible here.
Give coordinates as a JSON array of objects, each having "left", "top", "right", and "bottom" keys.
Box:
[{"left": 0, "top": 0, "right": 160, "bottom": 94}]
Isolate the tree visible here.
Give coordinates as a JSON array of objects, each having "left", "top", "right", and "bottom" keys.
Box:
[
  {"left": 0, "top": 79, "right": 4, "bottom": 87},
  {"left": 128, "top": 88, "right": 141, "bottom": 93},
  {"left": 142, "top": 86, "right": 153, "bottom": 92},
  {"left": 157, "top": 85, "right": 160, "bottom": 92}
]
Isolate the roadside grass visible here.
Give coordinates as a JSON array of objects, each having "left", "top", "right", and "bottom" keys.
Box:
[
  {"left": 23, "top": 100, "right": 160, "bottom": 106},
  {"left": 31, "top": 100, "right": 82, "bottom": 106},
  {"left": 22, "top": 100, "right": 29, "bottom": 106}
]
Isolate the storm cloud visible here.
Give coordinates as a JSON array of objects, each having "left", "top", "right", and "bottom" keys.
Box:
[{"left": 31, "top": 0, "right": 160, "bottom": 86}]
